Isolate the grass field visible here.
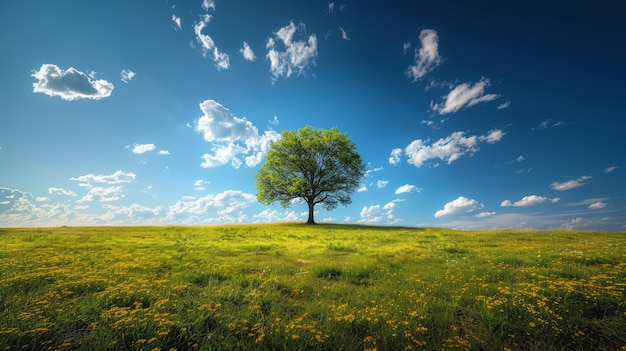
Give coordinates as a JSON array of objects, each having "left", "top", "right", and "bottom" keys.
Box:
[{"left": 1, "top": 224, "right": 625, "bottom": 350}]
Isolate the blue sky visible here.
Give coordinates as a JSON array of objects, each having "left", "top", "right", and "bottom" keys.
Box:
[{"left": 1, "top": 1, "right": 624, "bottom": 230}]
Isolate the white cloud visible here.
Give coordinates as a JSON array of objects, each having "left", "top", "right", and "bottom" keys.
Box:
[
  {"left": 435, "top": 196, "right": 483, "bottom": 218},
  {"left": 589, "top": 201, "right": 607, "bottom": 210},
  {"left": 132, "top": 143, "right": 156, "bottom": 154},
  {"left": 533, "top": 119, "right": 565, "bottom": 130},
  {"left": 339, "top": 27, "right": 350, "bottom": 41},
  {"left": 70, "top": 170, "right": 136, "bottom": 184},
  {"left": 476, "top": 211, "right": 495, "bottom": 218},
  {"left": 328, "top": 2, "right": 335, "bottom": 13},
  {"left": 501, "top": 195, "right": 560, "bottom": 207},
  {"left": 376, "top": 180, "right": 389, "bottom": 189},
  {"left": 395, "top": 184, "right": 420, "bottom": 194},
  {"left": 102, "top": 203, "right": 166, "bottom": 221},
  {"left": 357, "top": 184, "right": 368, "bottom": 192},
  {"left": 194, "top": 14, "right": 230, "bottom": 70},
  {"left": 508, "top": 155, "right": 526, "bottom": 164},
  {"left": 202, "top": 0, "right": 215, "bottom": 11},
  {"left": 77, "top": 186, "right": 123, "bottom": 203},
  {"left": 266, "top": 21, "right": 318, "bottom": 82},
  {"left": 406, "top": 29, "right": 442, "bottom": 82},
  {"left": 172, "top": 14, "right": 182, "bottom": 30},
  {"left": 497, "top": 101, "right": 511, "bottom": 110},
  {"left": 403, "top": 42, "right": 412, "bottom": 55},
  {"left": 431, "top": 78, "right": 498, "bottom": 114},
  {"left": 478, "top": 129, "right": 506, "bottom": 144},
  {"left": 32, "top": 64, "right": 114, "bottom": 101},
  {"left": 253, "top": 208, "right": 302, "bottom": 222},
  {"left": 389, "top": 148, "right": 403, "bottom": 166},
  {"left": 550, "top": 175, "right": 592, "bottom": 191},
  {"left": 158, "top": 150, "right": 170, "bottom": 155},
  {"left": 120, "top": 69, "right": 136, "bottom": 83},
  {"left": 603, "top": 166, "right": 618, "bottom": 173},
  {"left": 167, "top": 190, "right": 255, "bottom": 223},
  {"left": 195, "top": 100, "right": 281, "bottom": 168},
  {"left": 240, "top": 42, "right": 256, "bottom": 61},
  {"left": 48, "top": 187, "right": 78, "bottom": 197},
  {"left": 36, "top": 197, "right": 50, "bottom": 202},
  {"left": 397, "top": 129, "right": 504, "bottom": 168},
  {"left": 194, "top": 179, "right": 211, "bottom": 191},
  {"left": 359, "top": 205, "right": 383, "bottom": 223},
  {"left": 364, "top": 166, "right": 383, "bottom": 177}
]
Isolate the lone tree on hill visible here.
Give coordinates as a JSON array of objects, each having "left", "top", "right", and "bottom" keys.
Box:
[{"left": 255, "top": 126, "right": 365, "bottom": 224}]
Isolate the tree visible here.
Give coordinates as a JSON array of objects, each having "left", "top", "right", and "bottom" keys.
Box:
[{"left": 255, "top": 126, "right": 365, "bottom": 224}]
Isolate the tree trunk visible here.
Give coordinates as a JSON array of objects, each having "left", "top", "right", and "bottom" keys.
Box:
[{"left": 307, "top": 201, "right": 316, "bottom": 224}]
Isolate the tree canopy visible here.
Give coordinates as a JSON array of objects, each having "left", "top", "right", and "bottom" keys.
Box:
[{"left": 255, "top": 126, "right": 365, "bottom": 224}]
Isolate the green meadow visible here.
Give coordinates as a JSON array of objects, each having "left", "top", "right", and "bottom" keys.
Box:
[{"left": 1, "top": 224, "right": 625, "bottom": 350}]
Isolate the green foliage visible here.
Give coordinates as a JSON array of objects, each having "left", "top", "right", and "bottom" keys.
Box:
[
  {"left": 0, "top": 225, "right": 625, "bottom": 350},
  {"left": 255, "top": 126, "right": 365, "bottom": 224}
]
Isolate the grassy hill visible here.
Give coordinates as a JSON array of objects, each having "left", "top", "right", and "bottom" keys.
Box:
[{"left": 1, "top": 224, "right": 625, "bottom": 350}]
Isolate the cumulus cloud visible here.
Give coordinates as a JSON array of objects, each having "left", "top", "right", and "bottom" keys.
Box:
[
  {"left": 266, "top": 21, "right": 318, "bottom": 82},
  {"left": 0, "top": 188, "right": 78, "bottom": 226},
  {"left": 120, "top": 69, "right": 136, "bottom": 83},
  {"left": 435, "top": 196, "right": 483, "bottom": 218},
  {"left": 167, "top": 190, "right": 255, "bottom": 223},
  {"left": 550, "top": 175, "right": 592, "bottom": 191},
  {"left": 77, "top": 186, "right": 123, "bottom": 203},
  {"left": 394, "top": 129, "right": 504, "bottom": 168},
  {"left": 501, "top": 195, "right": 560, "bottom": 207},
  {"left": 1, "top": 188, "right": 32, "bottom": 207},
  {"left": 406, "top": 29, "right": 442, "bottom": 82},
  {"left": 132, "top": 143, "right": 156, "bottom": 154},
  {"left": 48, "top": 187, "right": 78, "bottom": 197},
  {"left": 376, "top": 180, "right": 389, "bottom": 189},
  {"left": 158, "top": 150, "right": 170, "bottom": 155},
  {"left": 389, "top": 148, "right": 402, "bottom": 166},
  {"left": 32, "top": 64, "right": 114, "bottom": 101},
  {"left": 102, "top": 203, "right": 166, "bottom": 222},
  {"left": 70, "top": 170, "right": 136, "bottom": 185},
  {"left": 195, "top": 100, "right": 281, "bottom": 168},
  {"left": 194, "top": 14, "right": 230, "bottom": 70},
  {"left": 431, "top": 78, "right": 498, "bottom": 114},
  {"left": 476, "top": 211, "right": 495, "bottom": 218},
  {"left": 240, "top": 42, "right": 256, "bottom": 61},
  {"left": 359, "top": 202, "right": 400, "bottom": 223},
  {"left": 253, "top": 208, "right": 302, "bottom": 223},
  {"left": 395, "top": 184, "right": 420, "bottom": 194}
]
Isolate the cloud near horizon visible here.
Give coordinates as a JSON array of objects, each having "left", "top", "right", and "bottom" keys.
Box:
[
  {"left": 32, "top": 64, "right": 114, "bottom": 101},
  {"left": 501, "top": 195, "right": 560, "bottom": 207},
  {"left": 435, "top": 196, "right": 484, "bottom": 218}
]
